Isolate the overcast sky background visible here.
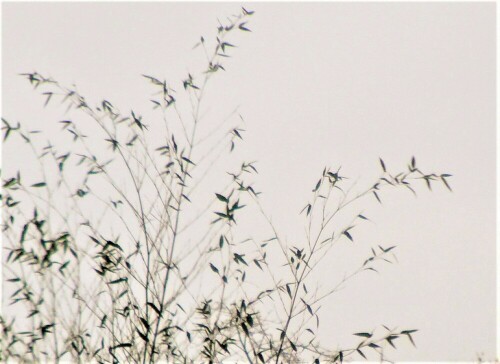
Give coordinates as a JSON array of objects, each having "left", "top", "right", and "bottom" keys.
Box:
[{"left": 2, "top": 2, "right": 496, "bottom": 361}]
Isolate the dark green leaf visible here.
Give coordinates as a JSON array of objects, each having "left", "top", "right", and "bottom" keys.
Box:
[
  {"left": 136, "top": 329, "right": 148, "bottom": 342},
  {"left": 140, "top": 317, "right": 150, "bottom": 331},
  {"left": 254, "top": 259, "right": 263, "bottom": 271},
  {"left": 241, "top": 322, "right": 249, "bottom": 336},
  {"left": 246, "top": 314, "right": 254, "bottom": 327},
  {"left": 3, "top": 178, "right": 17, "bottom": 188},
  {"left": 234, "top": 253, "right": 248, "bottom": 265},
  {"left": 147, "top": 302, "right": 162, "bottom": 317},
  {"left": 382, "top": 245, "right": 396, "bottom": 253},
  {"left": 31, "top": 182, "right": 46, "bottom": 188},
  {"left": 401, "top": 329, "right": 418, "bottom": 334},
  {"left": 312, "top": 179, "right": 321, "bottom": 192},
  {"left": 209, "top": 263, "right": 219, "bottom": 274},
  {"left": 113, "top": 343, "right": 132, "bottom": 349},
  {"left": 108, "top": 277, "right": 127, "bottom": 285},
  {"left": 215, "top": 193, "right": 228, "bottom": 202}
]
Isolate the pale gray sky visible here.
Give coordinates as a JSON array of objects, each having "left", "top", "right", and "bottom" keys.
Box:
[{"left": 2, "top": 2, "right": 496, "bottom": 361}]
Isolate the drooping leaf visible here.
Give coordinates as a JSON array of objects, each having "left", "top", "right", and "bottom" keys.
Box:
[
  {"left": 140, "top": 317, "right": 150, "bottom": 332},
  {"left": 242, "top": 7, "right": 255, "bottom": 15},
  {"left": 441, "top": 175, "right": 452, "bottom": 191},
  {"left": 246, "top": 314, "right": 254, "bottom": 327},
  {"left": 301, "top": 298, "right": 313, "bottom": 315},
  {"left": 241, "top": 322, "right": 249, "bottom": 336},
  {"left": 424, "top": 176, "right": 432, "bottom": 190},
  {"left": 254, "top": 259, "right": 263, "bottom": 271},
  {"left": 136, "top": 329, "right": 148, "bottom": 342},
  {"left": 343, "top": 230, "right": 353, "bottom": 242},
  {"left": 233, "top": 128, "right": 243, "bottom": 139},
  {"left": 209, "top": 263, "right": 219, "bottom": 274},
  {"left": 312, "top": 179, "right": 321, "bottom": 192},
  {"left": 357, "top": 349, "right": 367, "bottom": 359},
  {"left": 239, "top": 22, "right": 251, "bottom": 32},
  {"left": 234, "top": 253, "right": 248, "bottom": 265},
  {"left": 147, "top": 302, "right": 162, "bottom": 317},
  {"left": 379, "top": 158, "right": 386, "bottom": 172},
  {"left": 386, "top": 335, "right": 399, "bottom": 348},
  {"left": 382, "top": 245, "right": 396, "bottom": 253},
  {"left": 181, "top": 156, "right": 195, "bottom": 165},
  {"left": 3, "top": 178, "right": 17, "bottom": 188},
  {"left": 401, "top": 329, "right": 418, "bottom": 347}
]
